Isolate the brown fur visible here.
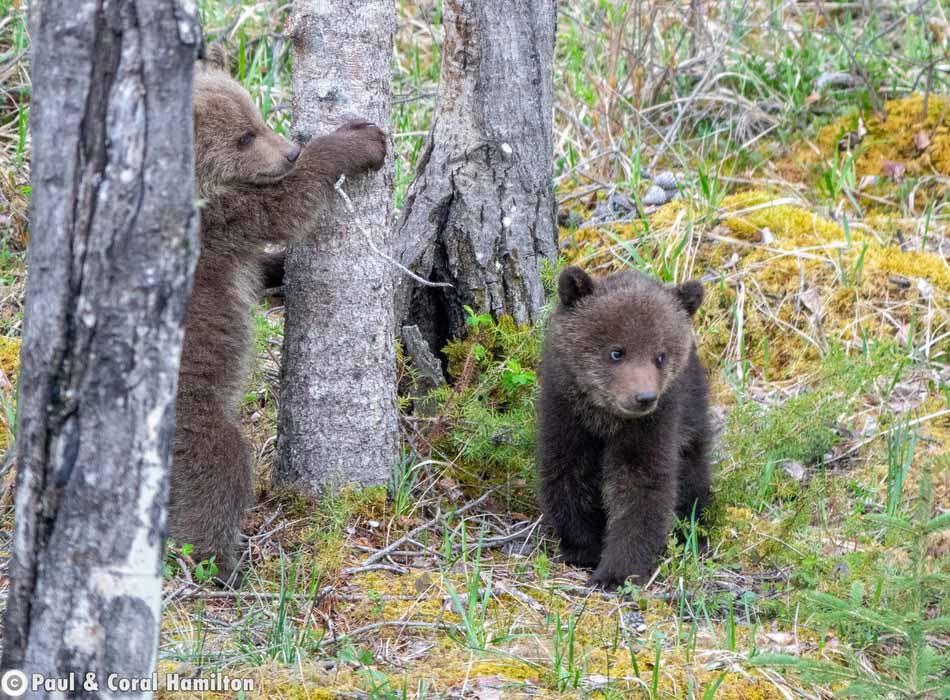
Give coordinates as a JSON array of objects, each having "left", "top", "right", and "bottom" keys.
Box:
[
  {"left": 168, "top": 52, "right": 387, "bottom": 580},
  {"left": 537, "top": 266, "right": 711, "bottom": 590}
]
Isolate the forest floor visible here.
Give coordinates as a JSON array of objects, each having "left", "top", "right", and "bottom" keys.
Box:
[{"left": 0, "top": 1, "right": 948, "bottom": 699}]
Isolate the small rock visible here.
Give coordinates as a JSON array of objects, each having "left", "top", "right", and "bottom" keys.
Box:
[
  {"left": 642, "top": 184, "right": 671, "bottom": 206},
  {"left": 832, "top": 561, "right": 850, "bottom": 580},
  {"left": 799, "top": 287, "right": 822, "bottom": 317},
  {"left": 780, "top": 460, "right": 806, "bottom": 481},
  {"left": 592, "top": 192, "right": 638, "bottom": 221},
  {"left": 815, "top": 72, "right": 857, "bottom": 91},
  {"left": 861, "top": 415, "right": 878, "bottom": 436},
  {"left": 606, "top": 192, "right": 638, "bottom": 216},
  {"left": 622, "top": 610, "right": 647, "bottom": 634},
  {"left": 654, "top": 171, "right": 678, "bottom": 191},
  {"left": 581, "top": 675, "right": 610, "bottom": 690},
  {"left": 916, "top": 278, "right": 934, "bottom": 300},
  {"left": 914, "top": 129, "right": 932, "bottom": 152},
  {"left": 474, "top": 676, "right": 505, "bottom": 700},
  {"left": 491, "top": 429, "right": 514, "bottom": 446},
  {"left": 760, "top": 227, "right": 775, "bottom": 244},
  {"left": 592, "top": 201, "right": 614, "bottom": 220},
  {"left": 882, "top": 159, "right": 906, "bottom": 183}
]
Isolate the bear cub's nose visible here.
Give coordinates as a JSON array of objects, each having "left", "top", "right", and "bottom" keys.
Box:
[
  {"left": 634, "top": 391, "right": 657, "bottom": 407},
  {"left": 285, "top": 143, "right": 302, "bottom": 163}
]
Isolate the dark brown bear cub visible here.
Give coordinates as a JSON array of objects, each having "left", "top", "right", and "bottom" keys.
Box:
[
  {"left": 169, "top": 47, "right": 387, "bottom": 582},
  {"left": 537, "top": 266, "right": 711, "bottom": 590}
]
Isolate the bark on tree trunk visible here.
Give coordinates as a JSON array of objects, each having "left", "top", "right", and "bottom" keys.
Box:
[
  {"left": 395, "top": 0, "right": 558, "bottom": 355},
  {"left": 276, "top": 2, "right": 399, "bottom": 491},
  {"left": 0, "top": 1, "right": 199, "bottom": 695}
]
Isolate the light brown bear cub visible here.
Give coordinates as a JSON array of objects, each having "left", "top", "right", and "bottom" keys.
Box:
[{"left": 169, "top": 46, "right": 387, "bottom": 581}]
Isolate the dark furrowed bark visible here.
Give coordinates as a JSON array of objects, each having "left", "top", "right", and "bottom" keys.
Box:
[{"left": 395, "top": 0, "right": 558, "bottom": 358}]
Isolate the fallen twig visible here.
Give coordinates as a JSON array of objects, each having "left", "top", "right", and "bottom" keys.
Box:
[
  {"left": 319, "top": 619, "right": 453, "bottom": 649},
  {"left": 342, "top": 562, "right": 408, "bottom": 575},
  {"left": 357, "top": 491, "right": 492, "bottom": 567}
]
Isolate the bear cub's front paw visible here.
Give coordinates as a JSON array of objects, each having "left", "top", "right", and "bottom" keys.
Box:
[
  {"left": 335, "top": 119, "right": 388, "bottom": 174},
  {"left": 587, "top": 560, "right": 652, "bottom": 592},
  {"left": 559, "top": 545, "right": 601, "bottom": 569}
]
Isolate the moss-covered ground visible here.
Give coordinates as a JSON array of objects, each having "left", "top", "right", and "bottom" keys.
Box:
[{"left": 0, "top": 1, "right": 947, "bottom": 698}]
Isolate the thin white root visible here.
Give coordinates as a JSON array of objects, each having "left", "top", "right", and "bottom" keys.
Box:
[{"left": 334, "top": 175, "right": 453, "bottom": 289}]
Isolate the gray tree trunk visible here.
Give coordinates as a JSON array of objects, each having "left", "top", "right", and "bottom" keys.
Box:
[
  {"left": 0, "top": 1, "right": 199, "bottom": 696},
  {"left": 395, "top": 0, "right": 558, "bottom": 355},
  {"left": 277, "top": 1, "right": 399, "bottom": 491}
]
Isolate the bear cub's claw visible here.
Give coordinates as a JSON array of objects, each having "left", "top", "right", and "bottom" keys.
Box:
[
  {"left": 587, "top": 564, "right": 648, "bottom": 592},
  {"left": 587, "top": 566, "right": 625, "bottom": 592}
]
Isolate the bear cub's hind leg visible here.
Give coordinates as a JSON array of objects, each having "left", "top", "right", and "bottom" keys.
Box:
[
  {"left": 168, "top": 419, "right": 253, "bottom": 584},
  {"left": 675, "top": 432, "right": 711, "bottom": 523}
]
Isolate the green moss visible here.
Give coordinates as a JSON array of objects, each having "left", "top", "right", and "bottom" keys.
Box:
[
  {"left": 0, "top": 336, "right": 18, "bottom": 377},
  {"left": 816, "top": 94, "right": 950, "bottom": 178},
  {"left": 0, "top": 336, "right": 19, "bottom": 454},
  {"left": 255, "top": 486, "right": 389, "bottom": 584}
]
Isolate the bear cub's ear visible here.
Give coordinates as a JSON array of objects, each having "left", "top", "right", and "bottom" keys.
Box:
[
  {"left": 200, "top": 42, "right": 230, "bottom": 73},
  {"left": 674, "top": 280, "right": 704, "bottom": 316},
  {"left": 558, "top": 266, "right": 595, "bottom": 308}
]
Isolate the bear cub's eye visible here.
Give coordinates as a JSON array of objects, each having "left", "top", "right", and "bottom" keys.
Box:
[
  {"left": 609, "top": 348, "right": 624, "bottom": 361},
  {"left": 237, "top": 131, "right": 256, "bottom": 148},
  {"left": 654, "top": 352, "right": 667, "bottom": 367}
]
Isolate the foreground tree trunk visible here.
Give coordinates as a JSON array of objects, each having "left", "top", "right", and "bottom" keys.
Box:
[
  {"left": 277, "top": 1, "right": 398, "bottom": 490},
  {"left": 1, "top": 1, "right": 199, "bottom": 695},
  {"left": 396, "top": 0, "right": 558, "bottom": 354}
]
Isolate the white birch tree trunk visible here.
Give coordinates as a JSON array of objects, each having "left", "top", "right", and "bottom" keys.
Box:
[
  {"left": 277, "top": 1, "right": 399, "bottom": 491},
  {"left": 0, "top": 1, "right": 199, "bottom": 697}
]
